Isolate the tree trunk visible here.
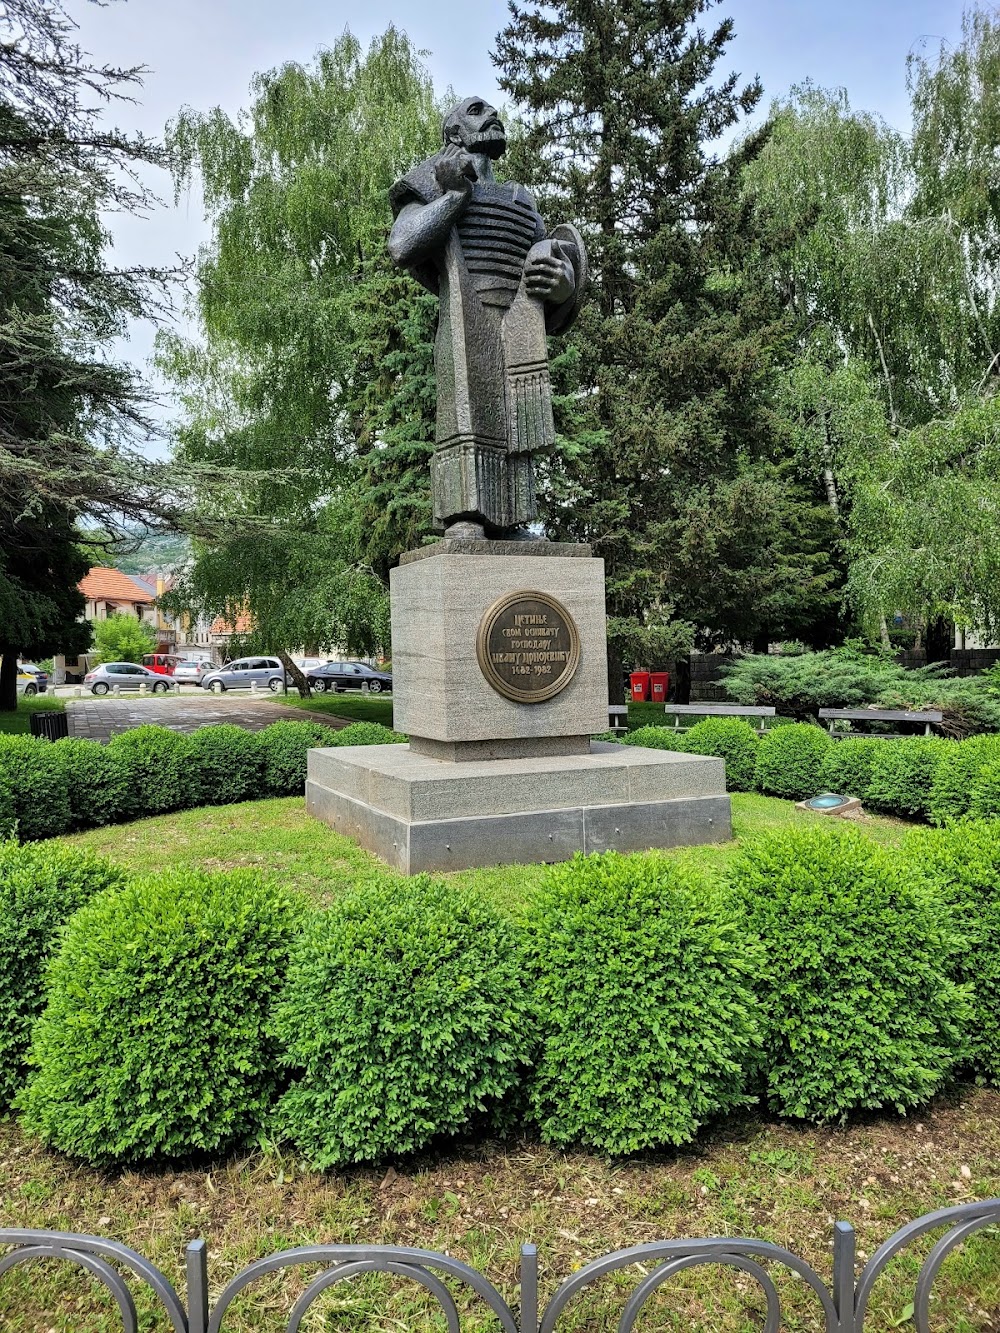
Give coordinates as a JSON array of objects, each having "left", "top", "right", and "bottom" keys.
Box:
[
  {"left": 674, "top": 656, "right": 692, "bottom": 706},
  {"left": 277, "top": 650, "right": 312, "bottom": 700},
  {"left": 0, "top": 651, "right": 18, "bottom": 713},
  {"left": 606, "top": 641, "right": 625, "bottom": 705}
]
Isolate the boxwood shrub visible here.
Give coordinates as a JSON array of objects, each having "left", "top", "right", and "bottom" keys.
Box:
[
  {"left": 817, "top": 738, "right": 882, "bottom": 800},
  {"left": 332, "top": 721, "right": 405, "bottom": 748},
  {"left": 969, "top": 762, "right": 1000, "bottom": 822},
  {"left": 866, "top": 737, "right": 953, "bottom": 820},
  {"left": 728, "top": 824, "right": 966, "bottom": 1122},
  {"left": 187, "top": 725, "right": 264, "bottom": 806},
  {"left": 0, "top": 769, "right": 13, "bottom": 841},
  {"left": 0, "top": 735, "right": 72, "bottom": 840},
  {"left": 53, "top": 738, "right": 133, "bottom": 829},
  {"left": 928, "top": 734, "right": 1000, "bottom": 825},
  {"left": 271, "top": 875, "right": 532, "bottom": 1167},
  {"left": 682, "top": 718, "right": 760, "bottom": 792},
  {"left": 0, "top": 841, "right": 126, "bottom": 1106},
  {"left": 107, "top": 726, "right": 193, "bottom": 815},
  {"left": 258, "top": 720, "right": 338, "bottom": 795},
  {"left": 905, "top": 821, "right": 1000, "bottom": 1083},
  {"left": 525, "top": 852, "right": 762, "bottom": 1154},
  {"left": 620, "top": 725, "right": 690, "bottom": 752},
  {"left": 754, "top": 723, "right": 832, "bottom": 800},
  {"left": 20, "top": 869, "right": 304, "bottom": 1165}
]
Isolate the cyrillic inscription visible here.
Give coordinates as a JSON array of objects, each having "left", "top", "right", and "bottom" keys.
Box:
[{"left": 476, "top": 591, "right": 580, "bottom": 703}]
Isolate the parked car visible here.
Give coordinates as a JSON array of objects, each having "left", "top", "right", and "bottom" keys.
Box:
[
  {"left": 200, "top": 656, "right": 287, "bottom": 694},
  {"left": 172, "top": 659, "right": 212, "bottom": 683},
  {"left": 141, "top": 653, "right": 181, "bottom": 676},
  {"left": 84, "top": 662, "right": 171, "bottom": 695},
  {"left": 17, "top": 663, "right": 48, "bottom": 695},
  {"left": 306, "top": 661, "right": 393, "bottom": 694},
  {"left": 294, "top": 657, "right": 329, "bottom": 672}
]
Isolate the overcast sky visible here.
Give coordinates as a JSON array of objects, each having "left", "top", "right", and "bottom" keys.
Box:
[{"left": 67, "top": 0, "right": 967, "bottom": 417}]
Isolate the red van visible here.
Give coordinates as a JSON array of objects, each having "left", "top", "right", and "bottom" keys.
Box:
[{"left": 142, "top": 653, "right": 181, "bottom": 676}]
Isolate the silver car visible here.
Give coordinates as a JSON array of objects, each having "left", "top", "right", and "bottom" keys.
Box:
[
  {"left": 172, "top": 659, "right": 212, "bottom": 683},
  {"left": 200, "top": 656, "right": 287, "bottom": 694},
  {"left": 84, "top": 662, "right": 171, "bottom": 695}
]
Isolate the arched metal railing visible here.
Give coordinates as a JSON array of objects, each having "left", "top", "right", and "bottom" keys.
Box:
[{"left": 3, "top": 1197, "right": 998, "bottom": 1330}]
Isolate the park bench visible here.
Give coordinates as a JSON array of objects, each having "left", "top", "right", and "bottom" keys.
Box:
[
  {"left": 608, "top": 704, "right": 629, "bottom": 734},
  {"left": 817, "top": 707, "right": 944, "bottom": 738},
  {"left": 662, "top": 703, "right": 776, "bottom": 734}
]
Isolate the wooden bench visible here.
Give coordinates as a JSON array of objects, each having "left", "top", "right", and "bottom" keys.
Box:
[
  {"left": 662, "top": 703, "right": 776, "bottom": 734},
  {"left": 818, "top": 707, "right": 944, "bottom": 738}
]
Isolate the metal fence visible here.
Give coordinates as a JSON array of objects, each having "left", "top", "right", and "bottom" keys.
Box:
[{"left": 2, "top": 1198, "right": 999, "bottom": 1330}]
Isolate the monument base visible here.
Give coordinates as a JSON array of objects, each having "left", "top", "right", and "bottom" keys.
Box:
[{"left": 306, "top": 741, "right": 731, "bottom": 875}]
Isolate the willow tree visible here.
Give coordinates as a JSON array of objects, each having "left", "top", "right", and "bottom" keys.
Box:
[
  {"left": 159, "top": 30, "right": 440, "bottom": 679},
  {"left": 743, "top": 8, "right": 1000, "bottom": 649}
]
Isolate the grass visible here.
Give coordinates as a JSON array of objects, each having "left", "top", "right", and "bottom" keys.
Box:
[
  {"left": 3, "top": 795, "right": 995, "bottom": 1330},
  {"left": 284, "top": 691, "right": 395, "bottom": 728},
  {"left": 0, "top": 695, "right": 65, "bottom": 735},
  {"left": 59, "top": 792, "right": 911, "bottom": 914}
]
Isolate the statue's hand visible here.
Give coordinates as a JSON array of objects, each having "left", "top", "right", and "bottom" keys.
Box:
[
  {"left": 434, "top": 152, "right": 477, "bottom": 197},
  {"left": 525, "top": 248, "right": 575, "bottom": 305}
]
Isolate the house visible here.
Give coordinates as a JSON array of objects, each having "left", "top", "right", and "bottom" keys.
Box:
[{"left": 79, "top": 567, "right": 157, "bottom": 626}]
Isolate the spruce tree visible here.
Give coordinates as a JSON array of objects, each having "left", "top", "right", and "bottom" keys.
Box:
[{"left": 495, "top": 1, "right": 835, "bottom": 697}]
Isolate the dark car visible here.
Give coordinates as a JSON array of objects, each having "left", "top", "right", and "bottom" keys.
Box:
[{"left": 306, "top": 661, "right": 393, "bottom": 694}]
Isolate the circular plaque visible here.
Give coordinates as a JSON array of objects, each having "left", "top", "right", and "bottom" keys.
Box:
[{"left": 476, "top": 590, "right": 581, "bottom": 704}]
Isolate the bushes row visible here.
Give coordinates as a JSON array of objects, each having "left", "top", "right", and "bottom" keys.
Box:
[
  {"left": 0, "top": 720, "right": 403, "bottom": 841},
  {"left": 626, "top": 718, "right": 1000, "bottom": 824},
  {"left": 7, "top": 818, "right": 1000, "bottom": 1165}
]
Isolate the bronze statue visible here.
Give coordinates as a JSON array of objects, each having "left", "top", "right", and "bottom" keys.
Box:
[{"left": 389, "top": 97, "right": 588, "bottom": 539}]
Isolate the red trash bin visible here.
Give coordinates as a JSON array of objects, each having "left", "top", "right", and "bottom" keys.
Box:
[
  {"left": 629, "top": 671, "right": 650, "bottom": 702},
  {"left": 650, "top": 671, "right": 670, "bottom": 703}
]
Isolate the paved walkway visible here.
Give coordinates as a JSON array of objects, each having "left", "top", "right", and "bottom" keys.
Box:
[{"left": 66, "top": 696, "right": 352, "bottom": 743}]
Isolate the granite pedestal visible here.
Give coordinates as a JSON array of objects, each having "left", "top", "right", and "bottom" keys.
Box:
[{"left": 305, "top": 540, "right": 732, "bottom": 872}]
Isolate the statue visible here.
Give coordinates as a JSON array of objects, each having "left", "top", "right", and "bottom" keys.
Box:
[{"left": 389, "top": 97, "right": 588, "bottom": 540}]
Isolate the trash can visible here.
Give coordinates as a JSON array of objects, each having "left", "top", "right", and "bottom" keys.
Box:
[
  {"left": 629, "top": 671, "right": 650, "bottom": 702},
  {"left": 650, "top": 671, "right": 670, "bottom": 704},
  {"left": 29, "top": 710, "right": 69, "bottom": 741}
]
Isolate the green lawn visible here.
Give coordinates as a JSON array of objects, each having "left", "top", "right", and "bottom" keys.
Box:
[
  {"left": 284, "top": 691, "right": 395, "bottom": 727},
  {"left": 0, "top": 695, "right": 65, "bottom": 735},
  {"left": 61, "top": 792, "right": 909, "bottom": 915}
]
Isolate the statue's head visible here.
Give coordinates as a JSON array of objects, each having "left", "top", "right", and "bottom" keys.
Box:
[{"left": 442, "top": 96, "right": 506, "bottom": 160}]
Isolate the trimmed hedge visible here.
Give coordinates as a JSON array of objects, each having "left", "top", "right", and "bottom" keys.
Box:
[
  {"left": 272, "top": 875, "right": 531, "bottom": 1167},
  {"left": 258, "top": 720, "right": 339, "bottom": 795},
  {"left": 53, "top": 738, "right": 133, "bottom": 829},
  {"left": 107, "top": 726, "right": 193, "bottom": 816},
  {"left": 0, "top": 842, "right": 127, "bottom": 1106},
  {"left": 682, "top": 718, "right": 760, "bottom": 792},
  {"left": 620, "top": 725, "right": 690, "bottom": 752},
  {"left": 0, "top": 735, "right": 72, "bottom": 840},
  {"left": 817, "top": 737, "right": 882, "bottom": 800},
  {"left": 525, "top": 852, "right": 761, "bottom": 1154},
  {"left": 866, "top": 737, "right": 953, "bottom": 820},
  {"left": 928, "top": 734, "right": 1000, "bottom": 825},
  {"left": 905, "top": 821, "right": 1000, "bottom": 1084},
  {"left": 970, "top": 762, "right": 1000, "bottom": 821},
  {"left": 754, "top": 724, "right": 832, "bottom": 800},
  {"left": 729, "top": 824, "right": 966, "bottom": 1122},
  {"left": 187, "top": 725, "right": 264, "bottom": 806},
  {"left": 20, "top": 869, "right": 304, "bottom": 1165}
]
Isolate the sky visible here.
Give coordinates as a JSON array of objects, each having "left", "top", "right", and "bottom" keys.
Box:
[{"left": 66, "top": 0, "right": 969, "bottom": 411}]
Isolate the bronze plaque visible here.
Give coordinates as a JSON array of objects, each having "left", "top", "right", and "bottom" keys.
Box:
[{"left": 477, "top": 590, "right": 581, "bottom": 704}]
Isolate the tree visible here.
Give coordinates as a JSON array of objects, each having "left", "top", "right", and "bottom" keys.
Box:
[
  {"left": 158, "top": 30, "right": 441, "bottom": 682},
  {"left": 0, "top": 0, "right": 199, "bottom": 709},
  {"left": 495, "top": 1, "right": 836, "bottom": 699},
  {"left": 742, "top": 9, "right": 1000, "bottom": 645},
  {"left": 90, "top": 614, "right": 157, "bottom": 667}
]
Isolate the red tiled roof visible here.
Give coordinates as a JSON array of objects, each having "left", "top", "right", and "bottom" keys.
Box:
[
  {"left": 210, "top": 610, "right": 253, "bottom": 636},
  {"left": 79, "top": 567, "right": 154, "bottom": 604}
]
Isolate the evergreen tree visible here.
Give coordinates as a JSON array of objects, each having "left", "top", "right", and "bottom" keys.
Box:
[{"left": 495, "top": 1, "right": 835, "bottom": 698}]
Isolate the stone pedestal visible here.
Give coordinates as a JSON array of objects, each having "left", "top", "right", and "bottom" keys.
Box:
[{"left": 306, "top": 540, "right": 731, "bottom": 873}]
